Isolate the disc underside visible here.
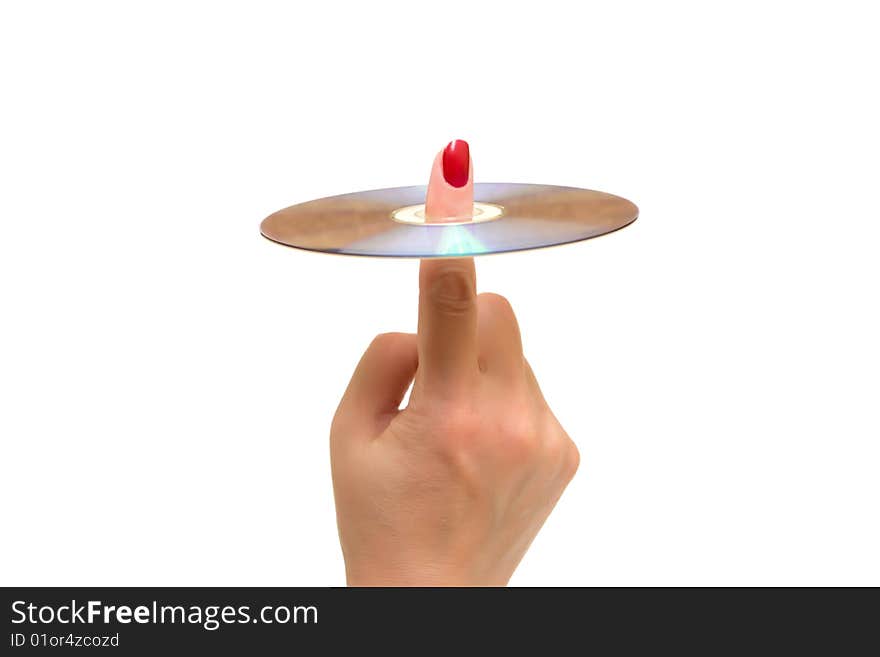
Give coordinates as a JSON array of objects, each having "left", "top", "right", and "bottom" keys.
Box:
[{"left": 260, "top": 183, "right": 638, "bottom": 258}]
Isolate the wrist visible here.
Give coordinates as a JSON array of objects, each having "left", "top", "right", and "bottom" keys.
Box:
[{"left": 345, "top": 560, "right": 475, "bottom": 587}]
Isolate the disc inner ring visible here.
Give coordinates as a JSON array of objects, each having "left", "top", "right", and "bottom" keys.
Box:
[{"left": 391, "top": 202, "right": 505, "bottom": 226}]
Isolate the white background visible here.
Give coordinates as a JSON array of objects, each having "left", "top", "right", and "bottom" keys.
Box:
[{"left": 1, "top": 1, "right": 878, "bottom": 586}]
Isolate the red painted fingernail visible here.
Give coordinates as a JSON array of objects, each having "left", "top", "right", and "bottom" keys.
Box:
[{"left": 442, "top": 139, "right": 470, "bottom": 188}]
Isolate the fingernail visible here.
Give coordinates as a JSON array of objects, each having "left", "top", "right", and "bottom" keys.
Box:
[{"left": 442, "top": 139, "right": 470, "bottom": 188}]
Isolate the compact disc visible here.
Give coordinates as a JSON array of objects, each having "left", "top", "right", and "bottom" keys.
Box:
[{"left": 260, "top": 183, "right": 637, "bottom": 258}]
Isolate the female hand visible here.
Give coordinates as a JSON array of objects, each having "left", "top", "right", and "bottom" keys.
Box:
[{"left": 330, "top": 257, "right": 580, "bottom": 586}]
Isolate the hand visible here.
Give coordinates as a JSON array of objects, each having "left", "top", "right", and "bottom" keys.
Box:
[{"left": 330, "top": 257, "right": 580, "bottom": 586}]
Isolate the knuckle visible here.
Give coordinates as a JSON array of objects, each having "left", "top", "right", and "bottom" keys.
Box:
[
  {"left": 367, "top": 332, "right": 414, "bottom": 361},
  {"left": 478, "top": 292, "right": 515, "bottom": 317},
  {"left": 504, "top": 417, "right": 540, "bottom": 461},
  {"left": 428, "top": 270, "right": 475, "bottom": 315},
  {"left": 431, "top": 408, "right": 483, "bottom": 480},
  {"left": 369, "top": 331, "right": 402, "bottom": 351},
  {"left": 563, "top": 438, "right": 581, "bottom": 480}
]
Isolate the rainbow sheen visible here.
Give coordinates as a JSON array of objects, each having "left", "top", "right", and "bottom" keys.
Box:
[{"left": 437, "top": 225, "right": 488, "bottom": 256}]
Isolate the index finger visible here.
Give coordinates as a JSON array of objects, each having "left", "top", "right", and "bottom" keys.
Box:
[{"left": 417, "top": 257, "right": 479, "bottom": 392}]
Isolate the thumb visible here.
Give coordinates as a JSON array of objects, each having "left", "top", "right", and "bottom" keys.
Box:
[{"left": 333, "top": 333, "right": 418, "bottom": 437}]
